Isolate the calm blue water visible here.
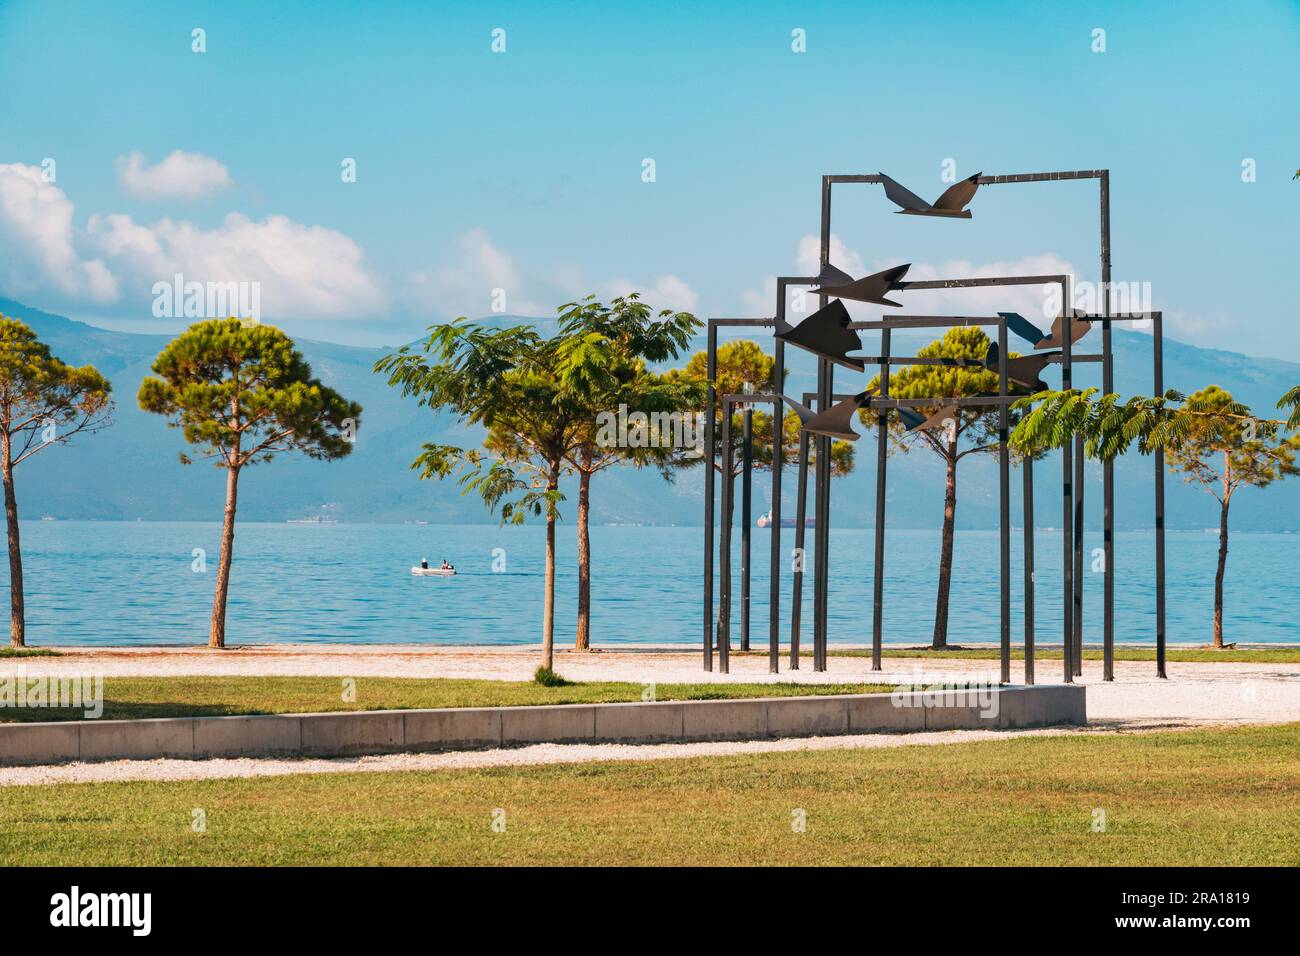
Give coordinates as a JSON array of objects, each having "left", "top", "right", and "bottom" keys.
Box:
[{"left": 5, "top": 521, "right": 1297, "bottom": 646}]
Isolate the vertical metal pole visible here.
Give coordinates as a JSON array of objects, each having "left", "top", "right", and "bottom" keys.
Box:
[
  {"left": 1100, "top": 171, "right": 1115, "bottom": 682},
  {"left": 1154, "top": 312, "right": 1167, "bottom": 679},
  {"left": 740, "top": 406, "right": 753, "bottom": 652},
  {"left": 769, "top": 328, "right": 786, "bottom": 675},
  {"left": 1023, "top": 455, "right": 1035, "bottom": 685},
  {"left": 1061, "top": 279, "right": 1075, "bottom": 683},
  {"left": 719, "top": 401, "right": 733, "bottom": 674},
  {"left": 816, "top": 363, "right": 833, "bottom": 673},
  {"left": 814, "top": 176, "right": 832, "bottom": 673},
  {"left": 703, "top": 323, "right": 717, "bottom": 672},
  {"left": 790, "top": 426, "right": 810, "bottom": 669},
  {"left": 871, "top": 332, "right": 890, "bottom": 672},
  {"left": 999, "top": 319, "right": 1011, "bottom": 684},
  {"left": 1074, "top": 439, "right": 1084, "bottom": 676}
]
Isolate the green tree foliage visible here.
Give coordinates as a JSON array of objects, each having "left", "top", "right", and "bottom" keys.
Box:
[
  {"left": 0, "top": 317, "right": 113, "bottom": 646},
  {"left": 1011, "top": 385, "right": 1300, "bottom": 647},
  {"left": 139, "top": 319, "right": 360, "bottom": 648},
  {"left": 553, "top": 295, "right": 702, "bottom": 650},
  {"left": 375, "top": 319, "right": 583, "bottom": 671},
  {"left": 859, "top": 326, "right": 1028, "bottom": 648},
  {"left": 1278, "top": 385, "right": 1300, "bottom": 431}
]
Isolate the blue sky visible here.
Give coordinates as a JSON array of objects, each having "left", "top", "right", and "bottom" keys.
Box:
[{"left": 0, "top": 0, "right": 1296, "bottom": 356}]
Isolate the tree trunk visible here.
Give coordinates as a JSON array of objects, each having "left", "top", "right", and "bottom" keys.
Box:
[
  {"left": 541, "top": 468, "right": 557, "bottom": 670},
  {"left": 931, "top": 451, "right": 958, "bottom": 648},
  {"left": 1213, "top": 496, "right": 1230, "bottom": 649},
  {"left": 574, "top": 450, "right": 592, "bottom": 650},
  {"left": 209, "top": 464, "right": 240, "bottom": 649},
  {"left": 1, "top": 433, "right": 24, "bottom": 648}
]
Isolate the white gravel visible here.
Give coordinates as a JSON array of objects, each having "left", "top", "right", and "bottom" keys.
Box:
[{"left": 2, "top": 643, "right": 1296, "bottom": 787}]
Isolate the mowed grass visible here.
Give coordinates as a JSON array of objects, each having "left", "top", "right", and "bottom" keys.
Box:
[
  {"left": 823, "top": 646, "right": 1300, "bottom": 664},
  {"left": 0, "top": 676, "right": 893, "bottom": 723},
  {"left": 0, "top": 647, "right": 58, "bottom": 658},
  {"left": 1, "top": 723, "right": 1297, "bottom": 865}
]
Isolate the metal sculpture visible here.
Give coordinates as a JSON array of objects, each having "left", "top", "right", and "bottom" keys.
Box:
[
  {"left": 774, "top": 299, "right": 865, "bottom": 371},
  {"left": 899, "top": 403, "right": 961, "bottom": 433},
  {"left": 806, "top": 263, "right": 912, "bottom": 306},
  {"left": 984, "top": 341, "right": 1061, "bottom": 391},
  {"left": 784, "top": 389, "right": 874, "bottom": 441},
  {"left": 999, "top": 310, "right": 1091, "bottom": 350},
  {"left": 880, "top": 172, "right": 982, "bottom": 218},
  {"left": 703, "top": 167, "right": 1168, "bottom": 688}
]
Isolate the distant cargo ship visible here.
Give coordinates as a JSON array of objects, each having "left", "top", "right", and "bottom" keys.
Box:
[{"left": 757, "top": 510, "right": 814, "bottom": 529}]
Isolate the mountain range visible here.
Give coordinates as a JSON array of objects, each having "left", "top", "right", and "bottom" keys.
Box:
[{"left": 5, "top": 297, "right": 1299, "bottom": 531}]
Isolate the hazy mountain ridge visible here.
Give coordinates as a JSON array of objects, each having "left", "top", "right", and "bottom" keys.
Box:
[{"left": 4, "top": 297, "right": 1298, "bottom": 531}]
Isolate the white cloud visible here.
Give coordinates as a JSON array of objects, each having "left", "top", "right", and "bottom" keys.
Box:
[
  {"left": 407, "top": 229, "right": 701, "bottom": 318},
  {"left": 0, "top": 163, "right": 117, "bottom": 303},
  {"left": 87, "top": 211, "right": 386, "bottom": 320},
  {"left": 116, "top": 150, "right": 233, "bottom": 202},
  {"left": 598, "top": 274, "right": 699, "bottom": 313},
  {"left": 0, "top": 161, "right": 382, "bottom": 321},
  {"left": 797, "top": 233, "right": 866, "bottom": 278},
  {"left": 408, "top": 228, "right": 547, "bottom": 318}
]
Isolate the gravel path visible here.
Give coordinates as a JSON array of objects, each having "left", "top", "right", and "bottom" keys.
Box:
[{"left": 2, "top": 644, "right": 1296, "bottom": 787}]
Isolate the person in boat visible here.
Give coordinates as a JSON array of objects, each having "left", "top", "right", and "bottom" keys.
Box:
[
  {"left": 421, "top": 559, "right": 429, "bottom": 570},
  {"left": 440, "top": 559, "right": 451, "bottom": 570}
]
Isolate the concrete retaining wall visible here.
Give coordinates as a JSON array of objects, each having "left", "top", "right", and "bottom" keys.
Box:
[{"left": 0, "top": 684, "right": 1085, "bottom": 767}]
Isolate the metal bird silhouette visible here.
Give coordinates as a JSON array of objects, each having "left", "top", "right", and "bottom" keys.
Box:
[
  {"left": 898, "top": 403, "right": 962, "bottom": 433},
  {"left": 774, "top": 299, "right": 864, "bottom": 371},
  {"left": 880, "top": 172, "right": 982, "bottom": 218},
  {"left": 984, "top": 342, "right": 1061, "bottom": 392},
  {"left": 806, "top": 263, "right": 912, "bottom": 307},
  {"left": 999, "top": 311, "right": 1092, "bottom": 351},
  {"left": 784, "top": 389, "right": 876, "bottom": 442}
]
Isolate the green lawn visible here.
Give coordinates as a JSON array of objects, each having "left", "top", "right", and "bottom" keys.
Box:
[
  {"left": 1, "top": 723, "right": 1296, "bottom": 865},
  {"left": 0, "top": 647, "right": 58, "bottom": 658},
  {"left": 0, "top": 676, "right": 893, "bottom": 723}
]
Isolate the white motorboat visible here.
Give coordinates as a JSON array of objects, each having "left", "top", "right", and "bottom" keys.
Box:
[{"left": 411, "top": 566, "right": 456, "bottom": 577}]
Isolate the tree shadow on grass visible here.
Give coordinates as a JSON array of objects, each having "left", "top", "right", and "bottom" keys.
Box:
[{"left": 0, "top": 701, "right": 263, "bottom": 723}]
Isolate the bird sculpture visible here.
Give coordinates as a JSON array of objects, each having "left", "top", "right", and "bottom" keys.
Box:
[{"left": 880, "top": 172, "right": 982, "bottom": 219}]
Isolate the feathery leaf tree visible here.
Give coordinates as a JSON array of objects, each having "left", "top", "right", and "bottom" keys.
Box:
[
  {"left": 0, "top": 317, "right": 113, "bottom": 647},
  {"left": 553, "top": 295, "right": 702, "bottom": 650},
  {"left": 375, "top": 320, "right": 585, "bottom": 671},
  {"left": 139, "top": 319, "right": 360, "bottom": 649}
]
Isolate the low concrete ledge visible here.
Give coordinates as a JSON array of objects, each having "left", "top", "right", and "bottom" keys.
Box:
[{"left": 0, "top": 684, "right": 1085, "bottom": 766}]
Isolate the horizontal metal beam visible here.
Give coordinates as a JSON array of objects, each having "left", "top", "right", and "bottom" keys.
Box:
[
  {"left": 851, "top": 355, "right": 985, "bottom": 366},
  {"left": 867, "top": 396, "right": 1022, "bottom": 409},
  {"left": 1078, "top": 311, "right": 1163, "bottom": 322},
  {"left": 899, "top": 275, "right": 1068, "bottom": 291},
  {"left": 978, "top": 171, "right": 1105, "bottom": 184},
  {"left": 709, "top": 318, "right": 775, "bottom": 327},
  {"left": 848, "top": 316, "right": 1002, "bottom": 330}
]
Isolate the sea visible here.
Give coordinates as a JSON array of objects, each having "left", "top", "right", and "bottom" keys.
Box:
[{"left": 6, "top": 521, "right": 1297, "bottom": 646}]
